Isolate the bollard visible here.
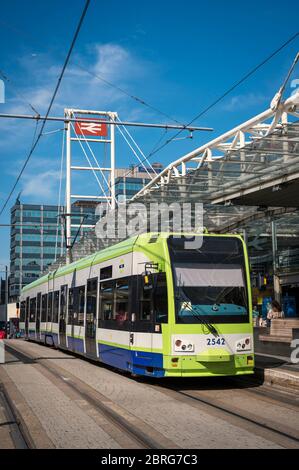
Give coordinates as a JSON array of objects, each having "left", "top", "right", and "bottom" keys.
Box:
[{"left": 0, "top": 339, "right": 4, "bottom": 364}]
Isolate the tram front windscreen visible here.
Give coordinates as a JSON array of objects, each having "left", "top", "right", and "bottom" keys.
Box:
[{"left": 167, "top": 236, "right": 249, "bottom": 324}]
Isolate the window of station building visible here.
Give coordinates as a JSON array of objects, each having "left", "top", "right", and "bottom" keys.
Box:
[
  {"left": 43, "top": 211, "right": 58, "bottom": 219},
  {"left": 47, "top": 292, "right": 53, "bottom": 322},
  {"left": 22, "top": 210, "right": 41, "bottom": 218},
  {"left": 100, "top": 265, "right": 112, "bottom": 280},
  {"left": 21, "top": 246, "right": 42, "bottom": 254},
  {"left": 53, "top": 291, "right": 59, "bottom": 323},
  {"left": 21, "top": 234, "right": 42, "bottom": 242},
  {"left": 99, "top": 281, "right": 114, "bottom": 323},
  {"left": 41, "top": 294, "right": 47, "bottom": 322},
  {"left": 43, "top": 247, "right": 57, "bottom": 254},
  {"left": 60, "top": 285, "right": 67, "bottom": 322},
  {"left": 86, "top": 278, "right": 97, "bottom": 321},
  {"left": 20, "top": 301, "right": 26, "bottom": 322},
  {"left": 29, "top": 297, "right": 36, "bottom": 322}
]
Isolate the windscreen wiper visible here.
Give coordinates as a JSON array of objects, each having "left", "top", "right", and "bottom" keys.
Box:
[
  {"left": 177, "top": 285, "right": 219, "bottom": 337},
  {"left": 213, "top": 286, "right": 247, "bottom": 311}
]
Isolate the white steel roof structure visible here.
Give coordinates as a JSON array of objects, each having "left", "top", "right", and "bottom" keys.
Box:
[
  {"left": 48, "top": 91, "right": 299, "bottom": 269},
  {"left": 131, "top": 92, "right": 299, "bottom": 207}
]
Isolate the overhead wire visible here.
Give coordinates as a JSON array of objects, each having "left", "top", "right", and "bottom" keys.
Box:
[
  {"left": 93, "top": 31, "right": 299, "bottom": 200},
  {"left": 74, "top": 62, "right": 184, "bottom": 126},
  {"left": 0, "top": 69, "right": 40, "bottom": 115},
  {"left": 0, "top": 0, "right": 91, "bottom": 217},
  {"left": 144, "top": 31, "right": 299, "bottom": 160},
  {"left": 55, "top": 129, "right": 65, "bottom": 260}
]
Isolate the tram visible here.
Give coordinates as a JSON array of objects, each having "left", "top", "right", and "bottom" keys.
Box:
[{"left": 19, "top": 232, "right": 254, "bottom": 377}]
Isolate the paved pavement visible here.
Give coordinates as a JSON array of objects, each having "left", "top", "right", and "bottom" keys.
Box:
[
  {"left": 256, "top": 353, "right": 299, "bottom": 372},
  {"left": 1, "top": 339, "right": 298, "bottom": 449},
  {"left": 255, "top": 353, "right": 299, "bottom": 391},
  {"left": 0, "top": 390, "right": 15, "bottom": 449}
]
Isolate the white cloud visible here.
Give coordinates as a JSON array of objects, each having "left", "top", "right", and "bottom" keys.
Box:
[
  {"left": 21, "top": 169, "right": 62, "bottom": 201},
  {"left": 221, "top": 93, "right": 268, "bottom": 111},
  {"left": 5, "top": 43, "right": 150, "bottom": 115},
  {"left": 0, "top": 43, "right": 159, "bottom": 208},
  {"left": 0, "top": 43, "right": 153, "bottom": 154}
]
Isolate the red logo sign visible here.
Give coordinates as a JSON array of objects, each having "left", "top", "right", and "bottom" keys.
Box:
[{"left": 75, "top": 119, "right": 108, "bottom": 136}]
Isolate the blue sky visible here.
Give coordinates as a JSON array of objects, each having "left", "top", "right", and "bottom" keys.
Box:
[{"left": 0, "top": 0, "right": 298, "bottom": 267}]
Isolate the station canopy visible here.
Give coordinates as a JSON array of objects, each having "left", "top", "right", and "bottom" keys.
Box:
[{"left": 48, "top": 94, "right": 299, "bottom": 270}]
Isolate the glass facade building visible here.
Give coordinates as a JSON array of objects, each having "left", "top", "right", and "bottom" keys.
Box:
[
  {"left": 10, "top": 200, "right": 99, "bottom": 300},
  {"left": 114, "top": 164, "right": 163, "bottom": 203}
]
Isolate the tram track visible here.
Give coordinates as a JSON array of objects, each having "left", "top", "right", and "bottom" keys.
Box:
[
  {"left": 4, "top": 343, "right": 177, "bottom": 449},
  {"left": 147, "top": 380, "right": 299, "bottom": 449},
  {"left": 0, "top": 385, "right": 30, "bottom": 449},
  {"left": 3, "top": 341, "right": 299, "bottom": 449}
]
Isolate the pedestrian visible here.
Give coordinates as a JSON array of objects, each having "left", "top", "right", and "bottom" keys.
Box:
[
  {"left": 267, "top": 300, "right": 284, "bottom": 327},
  {"left": 252, "top": 305, "right": 259, "bottom": 326}
]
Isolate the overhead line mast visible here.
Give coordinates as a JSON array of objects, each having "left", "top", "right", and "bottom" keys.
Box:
[{"left": 0, "top": 112, "right": 213, "bottom": 132}]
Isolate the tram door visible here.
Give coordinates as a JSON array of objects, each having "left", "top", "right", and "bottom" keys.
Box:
[
  {"left": 59, "top": 285, "right": 67, "bottom": 348},
  {"left": 36, "top": 293, "right": 41, "bottom": 339},
  {"left": 85, "top": 278, "right": 98, "bottom": 358},
  {"left": 25, "top": 297, "right": 29, "bottom": 337}
]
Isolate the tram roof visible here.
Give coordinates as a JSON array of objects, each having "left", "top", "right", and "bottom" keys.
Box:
[{"left": 22, "top": 231, "right": 245, "bottom": 294}]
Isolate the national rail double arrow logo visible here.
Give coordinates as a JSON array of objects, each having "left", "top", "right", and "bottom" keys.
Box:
[{"left": 75, "top": 119, "right": 108, "bottom": 136}]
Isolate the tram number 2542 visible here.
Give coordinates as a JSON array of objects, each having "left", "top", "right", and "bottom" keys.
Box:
[{"left": 207, "top": 338, "right": 225, "bottom": 346}]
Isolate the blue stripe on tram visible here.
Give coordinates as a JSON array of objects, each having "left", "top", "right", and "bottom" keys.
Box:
[
  {"left": 98, "top": 343, "right": 165, "bottom": 377},
  {"left": 67, "top": 336, "right": 85, "bottom": 353}
]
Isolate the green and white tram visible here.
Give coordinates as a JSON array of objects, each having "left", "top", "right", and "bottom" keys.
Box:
[{"left": 19, "top": 232, "right": 254, "bottom": 377}]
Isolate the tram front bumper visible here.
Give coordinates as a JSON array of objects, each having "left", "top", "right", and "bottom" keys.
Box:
[{"left": 164, "top": 353, "right": 255, "bottom": 377}]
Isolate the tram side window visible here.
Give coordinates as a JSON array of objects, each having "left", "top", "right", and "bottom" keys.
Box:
[
  {"left": 138, "top": 273, "right": 168, "bottom": 323},
  {"left": 53, "top": 291, "right": 59, "bottom": 323},
  {"left": 71, "top": 286, "right": 85, "bottom": 326},
  {"left": 99, "top": 281, "right": 114, "bottom": 324},
  {"left": 78, "top": 286, "right": 85, "bottom": 326},
  {"left": 115, "top": 279, "right": 129, "bottom": 323},
  {"left": 60, "top": 285, "right": 67, "bottom": 321},
  {"left": 139, "top": 287, "right": 151, "bottom": 321},
  {"left": 36, "top": 293, "right": 41, "bottom": 319},
  {"left": 68, "top": 288, "right": 74, "bottom": 324},
  {"left": 154, "top": 273, "right": 168, "bottom": 323},
  {"left": 26, "top": 298, "right": 30, "bottom": 322},
  {"left": 100, "top": 266, "right": 112, "bottom": 280},
  {"left": 86, "top": 278, "right": 97, "bottom": 320},
  {"left": 29, "top": 297, "right": 36, "bottom": 322},
  {"left": 20, "top": 301, "right": 26, "bottom": 322},
  {"left": 41, "top": 294, "right": 47, "bottom": 322},
  {"left": 47, "top": 292, "right": 53, "bottom": 323}
]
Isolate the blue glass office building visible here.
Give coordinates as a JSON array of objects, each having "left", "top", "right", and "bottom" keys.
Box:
[{"left": 10, "top": 199, "right": 98, "bottom": 300}]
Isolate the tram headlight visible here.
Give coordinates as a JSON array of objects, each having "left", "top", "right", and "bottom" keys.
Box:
[
  {"left": 174, "top": 339, "right": 195, "bottom": 352},
  {"left": 236, "top": 337, "right": 251, "bottom": 352}
]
